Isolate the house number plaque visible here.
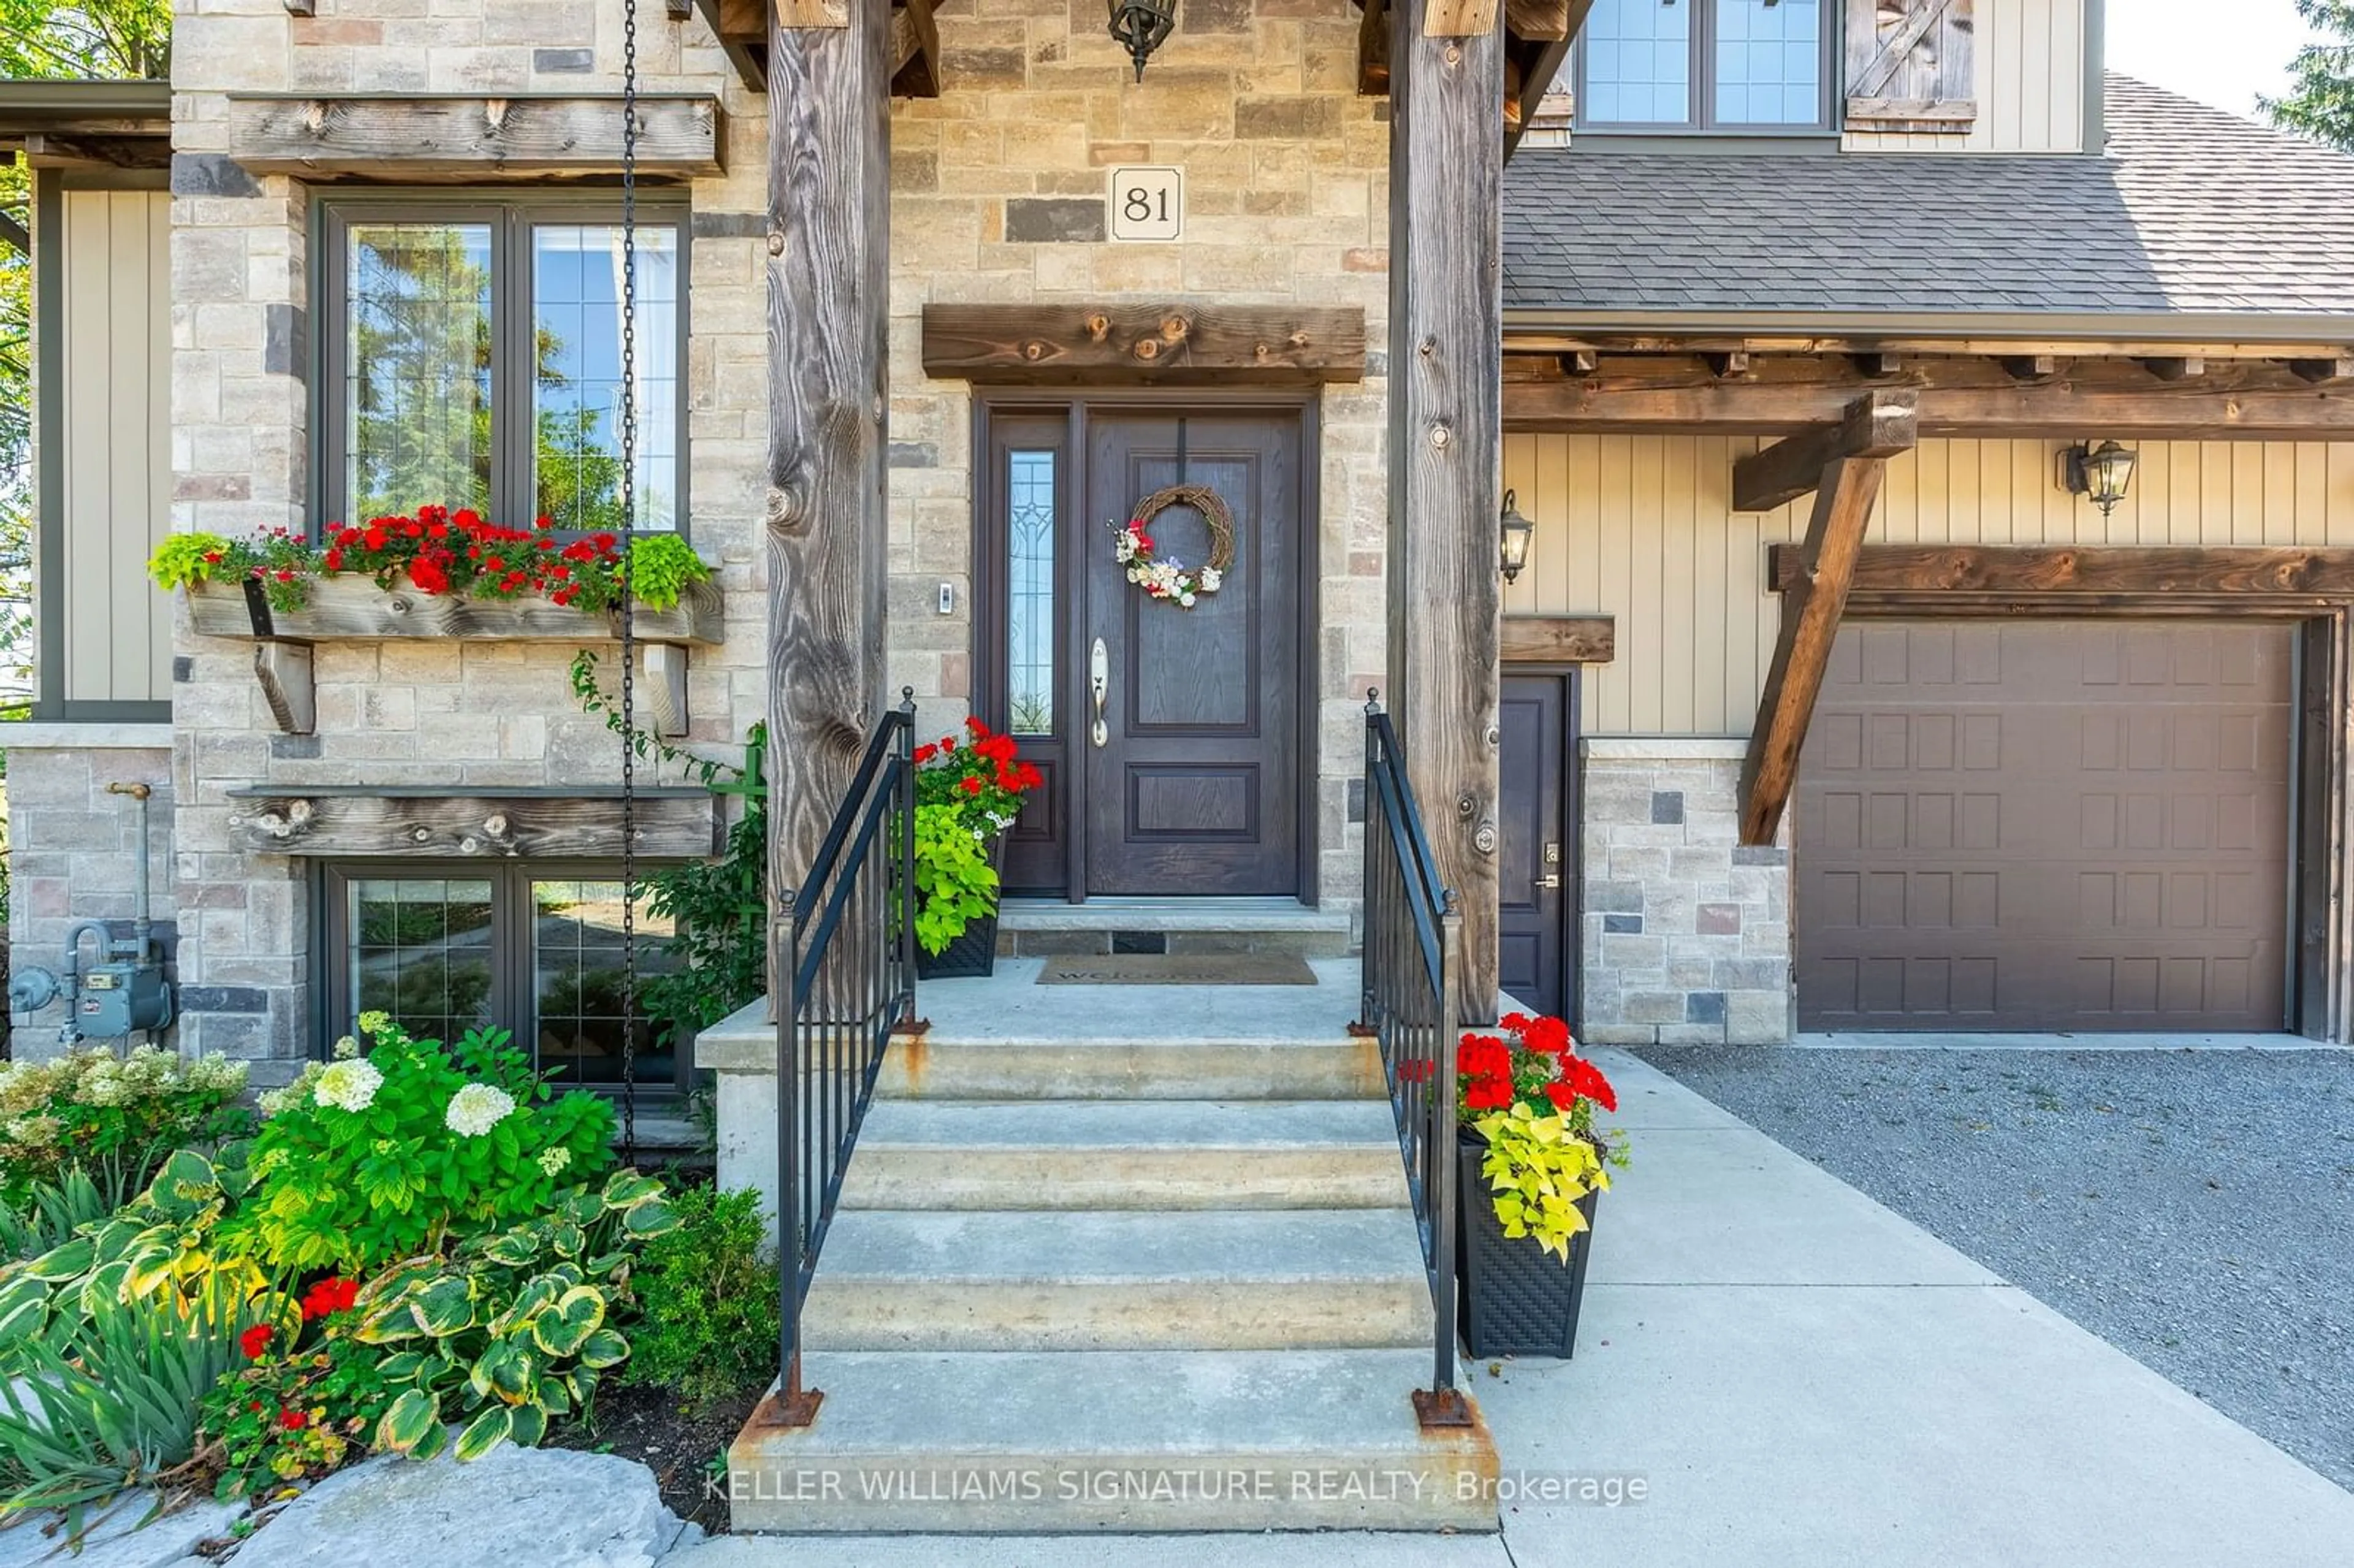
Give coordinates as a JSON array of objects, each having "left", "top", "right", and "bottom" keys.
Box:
[{"left": 1108, "top": 166, "right": 1183, "bottom": 242}]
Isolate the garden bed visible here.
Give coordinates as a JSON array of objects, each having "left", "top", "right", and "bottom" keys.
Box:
[{"left": 552, "top": 1382, "right": 763, "bottom": 1536}]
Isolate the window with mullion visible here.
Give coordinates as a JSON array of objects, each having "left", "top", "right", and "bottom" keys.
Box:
[
  {"left": 1579, "top": 0, "right": 1828, "bottom": 132},
  {"left": 322, "top": 197, "right": 685, "bottom": 538}
]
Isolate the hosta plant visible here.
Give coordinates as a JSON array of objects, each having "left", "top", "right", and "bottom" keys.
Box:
[
  {"left": 224, "top": 1017, "right": 614, "bottom": 1275},
  {"left": 0, "top": 1144, "right": 272, "bottom": 1363},
  {"left": 357, "top": 1168, "right": 678, "bottom": 1464}
]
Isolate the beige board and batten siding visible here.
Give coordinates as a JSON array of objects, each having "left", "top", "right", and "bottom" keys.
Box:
[
  {"left": 1843, "top": 0, "right": 2087, "bottom": 154},
  {"left": 56, "top": 188, "right": 172, "bottom": 709},
  {"left": 1503, "top": 433, "right": 2354, "bottom": 736}
]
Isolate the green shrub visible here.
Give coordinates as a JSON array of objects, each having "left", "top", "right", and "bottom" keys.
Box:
[
  {"left": 0, "top": 1273, "right": 275, "bottom": 1531},
  {"left": 622, "top": 1186, "right": 779, "bottom": 1409},
  {"left": 357, "top": 1168, "right": 678, "bottom": 1463},
  {"left": 0, "top": 1047, "right": 252, "bottom": 1207},
  {"left": 224, "top": 1017, "right": 615, "bottom": 1275}
]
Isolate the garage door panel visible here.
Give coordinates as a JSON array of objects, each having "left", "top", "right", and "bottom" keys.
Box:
[{"left": 1799, "top": 620, "right": 2292, "bottom": 1032}]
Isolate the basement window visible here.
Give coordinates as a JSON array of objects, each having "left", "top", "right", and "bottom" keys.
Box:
[
  {"left": 318, "top": 196, "right": 687, "bottom": 536},
  {"left": 1579, "top": 0, "right": 1832, "bottom": 132},
  {"left": 321, "top": 862, "right": 686, "bottom": 1092}
]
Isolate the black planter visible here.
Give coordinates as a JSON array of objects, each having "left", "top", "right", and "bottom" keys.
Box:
[
  {"left": 915, "top": 910, "right": 1000, "bottom": 979},
  {"left": 1456, "top": 1128, "right": 1601, "bottom": 1359}
]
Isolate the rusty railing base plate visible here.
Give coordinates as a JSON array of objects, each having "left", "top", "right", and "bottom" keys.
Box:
[
  {"left": 758, "top": 1387, "right": 826, "bottom": 1428},
  {"left": 1412, "top": 1387, "right": 1474, "bottom": 1430}
]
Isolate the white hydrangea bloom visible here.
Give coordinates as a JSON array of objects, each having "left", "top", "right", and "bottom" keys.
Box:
[
  {"left": 446, "top": 1083, "right": 517, "bottom": 1138},
  {"left": 332, "top": 1035, "right": 360, "bottom": 1060},
  {"left": 356, "top": 1010, "right": 392, "bottom": 1037},
  {"left": 537, "top": 1146, "right": 572, "bottom": 1177},
  {"left": 314, "top": 1058, "right": 384, "bottom": 1114}
]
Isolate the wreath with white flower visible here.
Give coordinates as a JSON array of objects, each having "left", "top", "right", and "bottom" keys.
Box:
[{"left": 1111, "top": 484, "right": 1235, "bottom": 609}]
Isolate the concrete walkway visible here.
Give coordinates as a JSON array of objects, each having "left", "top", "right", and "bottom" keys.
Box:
[{"left": 668, "top": 1049, "right": 2354, "bottom": 1567}]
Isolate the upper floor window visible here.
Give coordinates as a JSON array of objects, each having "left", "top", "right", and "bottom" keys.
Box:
[
  {"left": 320, "top": 197, "right": 685, "bottom": 535},
  {"left": 1580, "top": 0, "right": 1830, "bottom": 132}
]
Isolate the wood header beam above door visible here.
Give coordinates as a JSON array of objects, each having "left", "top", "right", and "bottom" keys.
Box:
[
  {"left": 1732, "top": 390, "right": 1918, "bottom": 513},
  {"left": 1501, "top": 615, "right": 1614, "bottom": 664},
  {"left": 226, "top": 94, "right": 724, "bottom": 178},
  {"left": 921, "top": 305, "right": 1367, "bottom": 386}
]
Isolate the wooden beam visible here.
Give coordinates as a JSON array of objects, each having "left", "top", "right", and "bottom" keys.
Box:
[
  {"left": 223, "top": 788, "right": 721, "bottom": 858},
  {"left": 1704, "top": 349, "right": 1752, "bottom": 379},
  {"left": 1500, "top": 615, "right": 1613, "bottom": 664},
  {"left": 698, "top": 0, "right": 769, "bottom": 91},
  {"left": 1770, "top": 544, "right": 2354, "bottom": 599},
  {"left": 890, "top": 0, "right": 941, "bottom": 97},
  {"left": 921, "top": 304, "right": 1367, "bottom": 386},
  {"left": 1504, "top": 0, "right": 1573, "bottom": 40},
  {"left": 183, "top": 576, "right": 722, "bottom": 645},
  {"left": 1392, "top": 0, "right": 1505, "bottom": 1023},
  {"left": 1740, "top": 456, "right": 1889, "bottom": 847},
  {"left": 768, "top": 0, "right": 890, "bottom": 955},
  {"left": 1425, "top": 0, "right": 1499, "bottom": 36},
  {"left": 1359, "top": 0, "right": 1390, "bottom": 96},
  {"left": 1503, "top": 370, "right": 2354, "bottom": 440},
  {"left": 1732, "top": 390, "right": 1918, "bottom": 514},
  {"left": 777, "top": 0, "right": 848, "bottom": 23},
  {"left": 226, "top": 95, "right": 724, "bottom": 178},
  {"left": 1560, "top": 349, "right": 1596, "bottom": 376},
  {"left": 20, "top": 132, "right": 169, "bottom": 169},
  {"left": 2141, "top": 356, "right": 2205, "bottom": 381},
  {"left": 1504, "top": 332, "right": 2354, "bottom": 362},
  {"left": 2293, "top": 357, "right": 2354, "bottom": 385}
]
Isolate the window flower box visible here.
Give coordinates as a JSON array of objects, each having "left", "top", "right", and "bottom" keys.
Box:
[{"left": 183, "top": 573, "right": 722, "bottom": 646}]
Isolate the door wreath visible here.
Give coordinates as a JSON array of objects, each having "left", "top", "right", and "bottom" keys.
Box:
[{"left": 1111, "top": 484, "right": 1234, "bottom": 608}]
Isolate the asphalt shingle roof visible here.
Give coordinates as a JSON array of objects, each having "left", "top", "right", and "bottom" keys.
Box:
[{"left": 1501, "top": 76, "right": 2354, "bottom": 321}]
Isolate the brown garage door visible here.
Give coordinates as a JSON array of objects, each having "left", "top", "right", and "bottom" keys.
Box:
[{"left": 1796, "top": 621, "right": 2294, "bottom": 1032}]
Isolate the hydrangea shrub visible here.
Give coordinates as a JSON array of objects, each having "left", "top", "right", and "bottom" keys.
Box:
[{"left": 0, "top": 1048, "right": 251, "bottom": 1206}]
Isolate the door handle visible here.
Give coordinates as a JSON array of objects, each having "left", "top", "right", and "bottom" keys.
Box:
[
  {"left": 1089, "top": 637, "right": 1110, "bottom": 749},
  {"left": 1536, "top": 874, "right": 1561, "bottom": 890}
]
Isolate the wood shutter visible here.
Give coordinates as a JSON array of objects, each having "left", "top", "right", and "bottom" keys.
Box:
[{"left": 1844, "top": 0, "right": 1977, "bottom": 132}]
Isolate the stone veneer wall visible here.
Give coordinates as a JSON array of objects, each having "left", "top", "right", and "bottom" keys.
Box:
[
  {"left": 1579, "top": 738, "right": 1792, "bottom": 1046},
  {"left": 147, "top": 0, "right": 1388, "bottom": 1075},
  {"left": 4, "top": 734, "right": 177, "bottom": 1059},
  {"left": 886, "top": 0, "right": 1392, "bottom": 901},
  {"left": 166, "top": 1, "right": 773, "bottom": 1071}
]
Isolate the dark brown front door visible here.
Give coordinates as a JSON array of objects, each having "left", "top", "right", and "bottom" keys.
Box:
[
  {"left": 1796, "top": 620, "right": 2294, "bottom": 1031},
  {"left": 1079, "top": 410, "right": 1304, "bottom": 896},
  {"left": 1499, "top": 671, "right": 1576, "bottom": 1018}
]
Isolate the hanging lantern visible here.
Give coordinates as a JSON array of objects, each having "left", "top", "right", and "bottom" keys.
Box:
[
  {"left": 1107, "top": 0, "right": 1177, "bottom": 81},
  {"left": 2059, "top": 440, "right": 2138, "bottom": 518},
  {"left": 1499, "top": 490, "right": 1535, "bottom": 585}
]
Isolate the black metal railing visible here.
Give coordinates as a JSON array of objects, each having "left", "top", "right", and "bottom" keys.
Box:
[
  {"left": 769, "top": 689, "right": 918, "bottom": 1425},
  {"left": 1357, "top": 693, "right": 1469, "bottom": 1426}
]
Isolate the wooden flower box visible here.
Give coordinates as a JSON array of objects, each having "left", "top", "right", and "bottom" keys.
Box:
[{"left": 184, "top": 573, "right": 723, "bottom": 645}]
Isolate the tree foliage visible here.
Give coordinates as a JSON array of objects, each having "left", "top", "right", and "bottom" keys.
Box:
[{"left": 2261, "top": 1, "right": 2354, "bottom": 151}]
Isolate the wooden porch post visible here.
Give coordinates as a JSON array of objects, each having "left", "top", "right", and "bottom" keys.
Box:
[
  {"left": 766, "top": 2, "right": 891, "bottom": 942},
  {"left": 1388, "top": 0, "right": 1506, "bottom": 1022}
]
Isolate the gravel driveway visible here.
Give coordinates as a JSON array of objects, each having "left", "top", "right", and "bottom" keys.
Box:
[{"left": 1637, "top": 1045, "right": 2354, "bottom": 1493}]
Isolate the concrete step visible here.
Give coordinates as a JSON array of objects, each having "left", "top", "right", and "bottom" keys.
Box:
[
  {"left": 726, "top": 1348, "right": 1498, "bottom": 1532},
  {"left": 880, "top": 1032, "right": 1383, "bottom": 1100},
  {"left": 997, "top": 898, "right": 1354, "bottom": 959},
  {"left": 839, "top": 1100, "right": 1409, "bottom": 1210},
  {"left": 801, "top": 1208, "right": 1434, "bottom": 1352}
]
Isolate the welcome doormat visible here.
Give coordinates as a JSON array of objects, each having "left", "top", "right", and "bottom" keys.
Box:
[{"left": 1035, "top": 954, "right": 1317, "bottom": 986}]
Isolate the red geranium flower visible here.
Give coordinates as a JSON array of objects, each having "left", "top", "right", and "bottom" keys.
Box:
[
  {"left": 914, "top": 743, "right": 939, "bottom": 764},
  {"left": 238, "top": 1325, "right": 273, "bottom": 1360},
  {"left": 959, "top": 776, "right": 983, "bottom": 796},
  {"left": 1457, "top": 1035, "right": 1510, "bottom": 1081},
  {"left": 278, "top": 1408, "right": 310, "bottom": 1431},
  {"left": 1463, "top": 1071, "right": 1515, "bottom": 1111}
]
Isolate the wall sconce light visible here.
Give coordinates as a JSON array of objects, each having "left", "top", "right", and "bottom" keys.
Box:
[
  {"left": 1499, "top": 490, "right": 1534, "bottom": 585},
  {"left": 2060, "top": 440, "right": 2138, "bottom": 518},
  {"left": 1107, "top": 0, "right": 1176, "bottom": 81}
]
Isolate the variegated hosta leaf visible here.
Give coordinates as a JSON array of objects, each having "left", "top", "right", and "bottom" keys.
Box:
[
  {"left": 549, "top": 1220, "right": 586, "bottom": 1259},
  {"left": 575, "top": 1327, "right": 630, "bottom": 1370},
  {"left": 376, "top": 1387, "right": 441, "bottom": 1454},
  {"left": 409, "top": 1415, "right": 451, "bottom": 1463},
  {"left": 24, "top": 1236, "right": 94, "bottom": 1282},
  {"left": 621, "top": 1200, "right": 679, "bottom": 1239},
  {"left": 600, "top": 1171, "right": 665, "bottom": 1210},
  {"left": 535, "top": 1375, "right": 572, "bottom": 1415},
  {"left": 506, "top": 1403, "right": 547, "bottom": 1448},
  {"left": 354, "top": 1300, "right": 423, "bottom": 1345},
  {"left": 481, "top": 1229, "right": 542, "bottom": 1268},
  {"left": 375, "top": 1350, "right": 427, "bottom": 1382},
  {"left": 410, "top": 1275, "right": 476, "bottom": 1337},
  {"left": 147, "top": 1149, "right": 220, "bottom": 1220},
  {"left": 0, "top": 1274, "right": 50, "bottom": 1343},
  {"left": 454, "top": 1404, "right": 512, "bottom": 1463},
  {"left": 530, "top": 1285, "right": 606, "bottom": 1358}
]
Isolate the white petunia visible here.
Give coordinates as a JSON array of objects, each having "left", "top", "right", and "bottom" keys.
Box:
[
  {"left": 314, "top": 1058, "right": 384, "bottom": 1114},
  {"left": 445, "top": 1083, "right": 516, "bottom": 1138}
]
